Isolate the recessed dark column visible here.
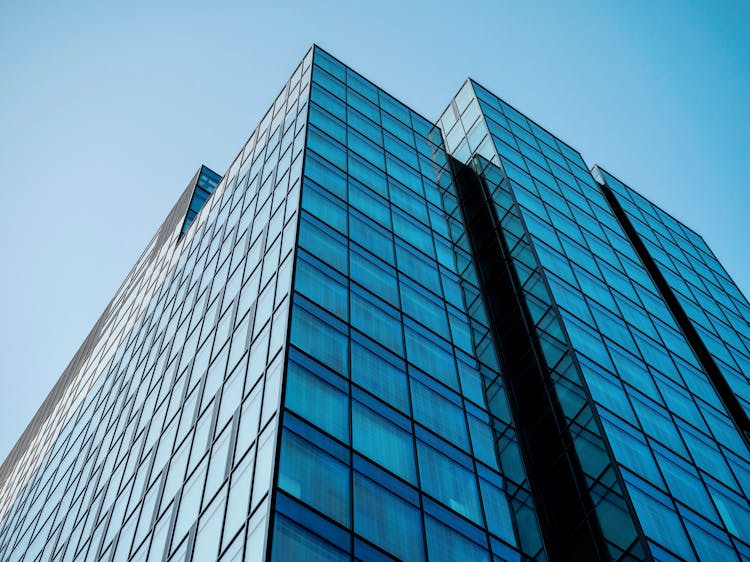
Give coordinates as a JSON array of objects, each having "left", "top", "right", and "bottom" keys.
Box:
[{"left": 452, "top": 159, "right": 609, "bottom": 561}]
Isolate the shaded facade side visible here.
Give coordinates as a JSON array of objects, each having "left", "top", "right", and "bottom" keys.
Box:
[
  {"left": 267, "top": 46, "right": 546, "bottom": 562},
  {"left": 451, "top": 155, "right": 640, "bottom": 560},
  {"left": 439, "top": 79, "right": 750, "bottom": 560},
  {"left": 596, "top": 166, "right": 750, "bottom": 437}
]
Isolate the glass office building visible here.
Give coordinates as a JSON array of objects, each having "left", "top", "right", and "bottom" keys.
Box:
[{"left": 1, "top": 46, "right": 749, "bottom": 561}]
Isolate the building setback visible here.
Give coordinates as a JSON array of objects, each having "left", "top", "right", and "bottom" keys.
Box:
[{"left": 1, "top": 45, "right": 749, "bottom": 561}]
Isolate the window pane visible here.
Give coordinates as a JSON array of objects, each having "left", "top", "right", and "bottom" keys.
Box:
[
  {"left": 351, "top": 288, "right": 403, "bottom": 355},
  {"left": 290, "top": 302, "right": 348, "bottom": 376},
  {"left": 304, "top": 150, "right": 346, "bottom": 199},
  {"left": 307, "top": 126, "right": 346, "bottom": 171},
  {"left": 411, "top": 380, "right": 468, "bottom": 449},
  {"left": 401, "top": 281, "right": 449, "bottom": 339},
  {"left": 302, "top": 180, "right": 347, "bottom": 234},
  {"left": 271, "top": 515, "right": 348, "bottom": 562},
  {"left": 352, "top": 401, "right": 415, "bottom": 482},
  {"left": 278, "top": 431, "right": 350, "bottom": 525},
  {"left": 295, "top": 254, "right": 348, "bottom": 321},
  {"left": 417, "top": 441, "right": 481, "bottom": 524},
  {"left": 350, "top": 211, "right": 394, "bottom": 265},
  {"left": 350, "top": 248, "right": 398, "bottom": 307},
  {"left": 354, "top": 474, "right": 424, "bottom": 562},
  {"left": 298, "top": 215, "right": 347, "bottom": 275},
  {"left": 286, "top": 358, "right": 349, "bottom": 443},
  {"left": 192, "top": 489, "right": 227, "bottom": 561},
  {"left": 351, "top": 338, "right": 409, "bottom": 414},
  {"left": 405, "top": 326, "right": 458, "bottom": 390},
  {"left": 425, "top": 516, "right": 489, "bottom": 562}
]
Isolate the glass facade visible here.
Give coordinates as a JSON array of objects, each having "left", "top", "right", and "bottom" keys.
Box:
[
  {"left": 595, "top": 167, "right": 750, "bottom": 427},
  {"left": 439, "top": 80, "right": 750, "bottom": 561},
  {"left": 273, "top": 48, "right": 543, "bottom": 562},
  {"left": 1, "top": 46, "right": 749, "bottom": 562},
  {"left": 0, "top": 47, "right": 312, "bottom": 562}
]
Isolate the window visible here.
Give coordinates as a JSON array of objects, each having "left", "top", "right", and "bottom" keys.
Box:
[
  {"left": 352, "top": 400, "right": 415, "bottom": 482},
  {"left": 351, "top": 286, "right": 403, "bottom": 355},
  {"left": 278, "top": 431, "right": 350, "bottom": 525},
  {"left": 272, "top": 516, "right": 348, "bottom": 562},
  {"left": 298, "top": 214, "right": 347, "bottom": 275},
  {"left": 301, "top": 180, "right": 347, "bottom": 234},
  {"left": 354, "top": 473, "right": 424, "bottom": 561},
  {"left": 294, "top": 252, "right": 348, "bottom": 321},
  {"left": 424, "top": 515, "right": 489, "bottom": 562},
  {"left": 350, "top": 246, "right": 398, "bottom": 307},
  {"left": 405, "top": 323, "right": 458, "bottom": 390},
  {"left": 290, "top": 300, "right": 349, "bottom": 376},
  {"left": 411, "top": 378, "right": 468, "bottom": 450},
  {"left": 350, "top": 210, "right": 394, "bottom": 265},
  {"left": 285, "top": 354, "right": 349, "bottom": 443},
  {"left": 304, "top": 150, "right": 346, "bottom": 199},
  {"left": 351, "top": 335, "right": 409, "bottom": 414}
]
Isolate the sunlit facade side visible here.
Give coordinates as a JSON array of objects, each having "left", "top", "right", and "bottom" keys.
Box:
[{"left": 0, "top": 48, "right": 313, "bottom": 562}]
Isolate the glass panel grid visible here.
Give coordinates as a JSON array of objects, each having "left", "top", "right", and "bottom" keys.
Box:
[
  {"left": 443, "top": 82, "right": 750, "bottom": 561},
  {"left": 274, "top": 46, "right": 544, "bottom": 562}
]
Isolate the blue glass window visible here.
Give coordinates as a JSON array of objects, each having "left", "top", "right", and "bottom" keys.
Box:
[
  {"left": 310, "top": 83, "right": 346, "bottom": 122},
  {"left": 353, "top": 473, "right": 424, "bottom": 561},
  {"left": 350, "top": 211, "right": 394, "bottom": 265},
  {"left": 309, "top": 103, "right": 346, "bottom": 145},
  {"left": 350, "top": 246, "right": 399, "bottom": 307},
  {"left": 349, "top": 128, "right": 385, "bottom": 169},
  {"left": 479, "top": 478, "right": 516, "bottom": 543},
  {"left": 351, "top": 285, "right": 403, "bottom": 355},
  {"left": 424, "top": 516, "right": 489, "bottom": 562},
  {"left": 346, "top": 69, "right": 378, "bottom": 102},
  {"left": 390, "top": 179, "right": 429, "bottom": 225},
  {"left": 385, "top": 131, "right": 419, "bottom": 170},
  {"left": 290, "top": 300, "right": 349, "bottom": 376},
  {"left": 312, "top": 65, "right": 345, "bottom": 98},
  {"left": 307, "top": 126, "right": 346, "bottom": 171},
  {"left": 349, "top": 151, "right": 388, "bottom": 196},
  {"left": 405, "top": 323, "right": 458, "bottom": 390},
  {"left": 294, "top": 252, "right": 348, "bottom": 321},
  {"left": 351, "top": 335, "right": 409, "bottom": 414},
  {"left": 393, "top": 209, "right": 435, "bottom": 258},
  {"left": 302, "top": 179, "right": 347, "bottom": 234},
  {"left": 285, "top": 354, "right": 349, "bottom": 443},
  {"left": 626, "top": 477, "right": 695, "bottom": 561},
  {"left": 272, "top": 515, "right": 349, "bottom": 562},
  {"left": 349, "top": 178, "right": 390, "bottom": 226},
  {"left": 411, "top": 378, "right": 468, "bottom": 449},
  {"left": 314, "top": 49, "right": 345, "bottom": 80},
  {"left": 304, "top": 150, "right": 346, "bottom": 200},
  {"left": 278, "top": 430, "right": 350, "bottom": 525},
  {"left": 347, "top": 106, "right": 382, "bottom": 146},
  {"left": 352, "top": 400, "right": 416, "bottom": 482},
  {"left": 401, "top": 280, "right": 450, "bottom": 339},
  {"left": 298, "top": 214, "right": 348, "bottom": 274},
  {"left": 396, "top": 243, "right": 441, "bottom": 295},
  {"left": 347, "top": 88, "right": 379, "bottom": 122}
]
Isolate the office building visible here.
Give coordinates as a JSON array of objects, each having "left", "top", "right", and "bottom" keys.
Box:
[{"left": 1, "top": 46, "right": 749, "bottom": 561}]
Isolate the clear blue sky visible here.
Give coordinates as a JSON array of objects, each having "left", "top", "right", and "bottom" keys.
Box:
[{"left": 1, "top": 0, "right": 748, "bottom": 461}]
